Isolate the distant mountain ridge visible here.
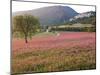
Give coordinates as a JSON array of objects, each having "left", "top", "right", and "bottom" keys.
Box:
[
  {"left": 69, "top": 11, "right": 95, "bottom": 21},
  {"left": 68, "top": 11, "right": 96, "bottom": 24},
  {"left": 13, "top": 5, "right": 78, "bottom": 26}
]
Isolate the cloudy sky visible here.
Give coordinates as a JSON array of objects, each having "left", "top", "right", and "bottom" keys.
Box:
[{"left": 12, "top": 0, "right": 95, "bottom": 13}]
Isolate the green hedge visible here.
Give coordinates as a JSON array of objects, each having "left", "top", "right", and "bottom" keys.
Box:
[{"left": 51, "top": 27, "right": 95, "bottom": 32}]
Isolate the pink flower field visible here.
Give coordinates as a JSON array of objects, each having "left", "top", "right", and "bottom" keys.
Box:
[{"left": 12, "top": 32, "right": 96, "bottom": 74}]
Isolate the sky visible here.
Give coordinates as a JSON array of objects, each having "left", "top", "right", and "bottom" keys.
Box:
[{"left": 12, "top": 0, "right": 96, "bottom": 13}]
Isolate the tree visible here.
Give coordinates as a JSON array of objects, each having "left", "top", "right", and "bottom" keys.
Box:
[{"left": 13, "top": 14, "right": 40, "bottom": 43}]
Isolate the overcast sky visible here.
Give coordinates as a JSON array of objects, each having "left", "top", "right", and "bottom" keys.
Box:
[{"left": 12, "top": 1, "right": 95, "bottom": 13}]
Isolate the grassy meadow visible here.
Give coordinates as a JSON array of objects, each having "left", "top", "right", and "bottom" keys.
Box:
[
  {"left": 12, "top": 3, "right": 96, "bottom": 74},
  {"left": 12, "top": 31, "right": 96, "bottom": 74}
]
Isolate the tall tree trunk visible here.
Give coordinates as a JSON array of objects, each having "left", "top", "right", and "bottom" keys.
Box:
[{"left": 25, "top": 35, "right": 28, "bottom": 43}]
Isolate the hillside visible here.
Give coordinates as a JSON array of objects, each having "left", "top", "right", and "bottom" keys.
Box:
[
  {"left": 68, "top": 11, "right": 96, "bottom": 25},
  {"left": 13, "top": 5, "right": 78, "bottom": 26}
]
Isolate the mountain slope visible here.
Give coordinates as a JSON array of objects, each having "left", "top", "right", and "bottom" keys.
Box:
[
  {"left": 13, "top": 5, "right": 78, "bottom": 26},
  {"left": 66, "top": 11, "right": 96, "bottom": 25}
]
